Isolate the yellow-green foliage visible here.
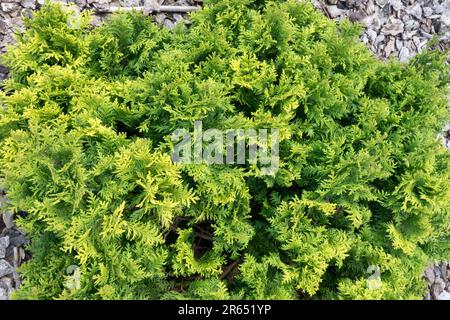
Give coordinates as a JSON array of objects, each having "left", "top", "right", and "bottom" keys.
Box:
[{"left": 0, "top": 0, "right": 449, "bottom": 299}]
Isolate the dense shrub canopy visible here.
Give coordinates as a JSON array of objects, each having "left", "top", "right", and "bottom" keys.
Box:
[{"left": 0, "top": 0, "right": 449, "bottom": 299}]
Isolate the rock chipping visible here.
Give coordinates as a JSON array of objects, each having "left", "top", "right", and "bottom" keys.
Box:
[
  {"left": 312, "top": 0, "right": 449, "bottom": 62},
  {"left": 0, "top": 192, "right": 29, "bottom": 300}
]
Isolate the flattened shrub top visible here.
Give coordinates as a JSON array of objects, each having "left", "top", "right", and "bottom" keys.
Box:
[{"left": 0, "top": 0, "right": 449, "bottom": 299}]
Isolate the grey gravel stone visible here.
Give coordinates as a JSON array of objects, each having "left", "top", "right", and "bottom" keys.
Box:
[
  {"left": 0, "top": 286, "right": 8, "bottom": 301},
  {"left": 119, "top": 0, "right": 141, "bottom": 6},
  {"left": 390, "top": 0, "right": 403, "bottom": 11},
  {"left": 325, "top": 5, "right": 345, "bottom": 18},
  {"left": 374, "top": 34, "right": 385, "bottom": 47},
  {"left": 381, "top": 17, "right": 404, "bottom": 35},
  {"left": 423, "top": 6, "right": 433, "bottom": 17},
  {"left": 0, "top": 20, "right": 8, "bottom": 35},
  {"left": 433, "top": 4, "right": 444, "bottom": 14},
  {"left": 432, "top": 278, "right": 445, "bottom": 298},
  {"left": 0, "top": 260, "right": 13, "bottom": 278},
  {"left": 2, "top": 212, "right": 14, "bottom": 230},
  {"left": 0, "top": 0, "right": 449, "bottom": 303},
  {"left": 0, "top": 277, "right": 13, "bottom": 300},
  {"left": 442, "top": 10, "right": 450, "bottom": 27},
  {"left": 0, "top": 236, "right": 10, "bottom": 259},
  {"left": 1, "top": 2, "right": 21, "bottom": 13},
  {"left": 366, "top": 29, "right": 378, "bottom": 43},
  {"left": 375, "top": 0, "right": 388, "bottom": 7},
  {"left": 405, "top": 19, "right": 420, "bottom": 30},
  {"left": 21, "top": 0, "right": 36, "bottom": 9},
  {"left": 441, "top": 263, "right": 449, "bottom": 281},
  {"left": 384, "top": 36, "right": 396, "bottom": 56},
  {"left": 173, "top": 13, "right": 183, "bottom": 23},
  {"left": 423, "top": 268, "right": 435, "bottom": 283},
  {"left": 68, "top": 0, "right": 87, "bottom": 7},
  {"left": 398, "top": 46, "right": 410, "bottom": 61},
  {"left": 163, "top": 18, "right": 175, "bottom": 29}
]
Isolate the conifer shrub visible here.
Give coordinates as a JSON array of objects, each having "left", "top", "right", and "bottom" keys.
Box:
[{"left": 0, "top": 0, "right": 449, "bottom": 299}]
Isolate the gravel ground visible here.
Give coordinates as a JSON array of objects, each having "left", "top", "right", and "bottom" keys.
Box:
[
  {"left": 0, "top": 0, "right": 449, "bottom": 300},
  {"left": 312, "top": 0, "right": 450, "bottom": 62},
  {"left": 0, "top": 191, "right": 29, "bottom": 300},
  {"left": 424, "top": 262, "right": 450, "bottom": 300}
]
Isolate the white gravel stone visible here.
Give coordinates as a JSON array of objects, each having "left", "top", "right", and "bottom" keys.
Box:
[
  {"left": 381, "top": 17, "right": 404, "bottom": 35},
  {"left": 2, "top": 212, "right": 14, "bottom": 230},
  {"left": 389, "top": 0, "right": 403, "bottom": 11},
  {"left": 436, "top": 291, "right": 450, "bottom": 300},
  {"left": 68, "top": 0, "right": 87, "bottom": 7},
  {"left": 163, "top": 18, "right": 175, "bottom": 29},
  {"left": 119, "top": 0, "right": 141, "bottom": 6},
  {"left": 0, "top": 287, "right": 8, "bottom": 301},
  {"left": 21, "top": 0, "right": 36, "bottom": 9},
  {"left": 442, "top": 10, "right": 450, "bottom": 27}
]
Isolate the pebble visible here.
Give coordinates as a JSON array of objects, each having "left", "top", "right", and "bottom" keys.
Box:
[
  {"left": 68, "top": 0, "right": 88, "bottom": 8},
  {"left": 0, "top": 278, "right": 13, "bottom": 300},
  {"left": 423, "top": 6, "right": 433, "bottom": 17},
  {"left": 9, "top": 234, "right": 27, "bottom": 247},
  {"left": 390, "top": 0, "right": 403, "bottom": 11},
  {"left": 406, "top": 3, "right": 423, "bottom": 19},
  {"left": 405, "top": 19, "right": 420, "bottom": 31},
  {"left": 2, "top": 212, "right": 14, "bottom": 229},
  {"left": 374, "top": 34, "right": 385, "bottom": 47},
  {"left": 398, "top": 46, "right": 410, "bottom": 61},
  {"left": 20, "top": 0, "right": 36, "bottom": 9},
  {"left": 432, "top": 281, "right": 445, "bottom": 298},
  {"left": 0, "top": 0, "right": 449, "bottom": 302},
  {"left": 0, "top": 260, "right": 13, "bottom": 278},
  {"left": 1, "top": 3, "right": 21, "bottom": 13},
  {"left": 384, "top": 37, "right": 396, "bottom": 56},
  {"left": 0, "top": 285, "right": 8, "bottom": 301},
  {"left": 0, "top": 236, "right": 10, "bottom": 259},
  {"left": 119, "top": 0, "right": 141, "bottom": 6},
  {"left": 436, "top": 291, "right": 450, "bottom": 300},
  {"left": 326, "top": 5, "right": 346, "bottom": 18},
  {"left": 163, "top": 18, "right": 175, "bottom": 30},
  {"left": 381, "top": 17, "right": 404, "bottom": 35},
  {"left": 154, "top": 13, "right": 166, "bottom": 24},
  {"left": 424, "top": 267, "right": 435, "bottom": 283},
  {"left": 310, "top": 0, "right": 450, "bottom": 63},
  {"left": 366, "top": 28, "right": 378, "bottom": 43}
]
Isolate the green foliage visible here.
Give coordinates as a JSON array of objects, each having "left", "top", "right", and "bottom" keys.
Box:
[{"left": 0, "top": 0, "right": 449, "bottom": 300}]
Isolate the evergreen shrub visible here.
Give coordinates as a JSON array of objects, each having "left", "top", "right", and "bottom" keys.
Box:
[{"left": 0, "top": 0, "right": 449, "bottom": 299}]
